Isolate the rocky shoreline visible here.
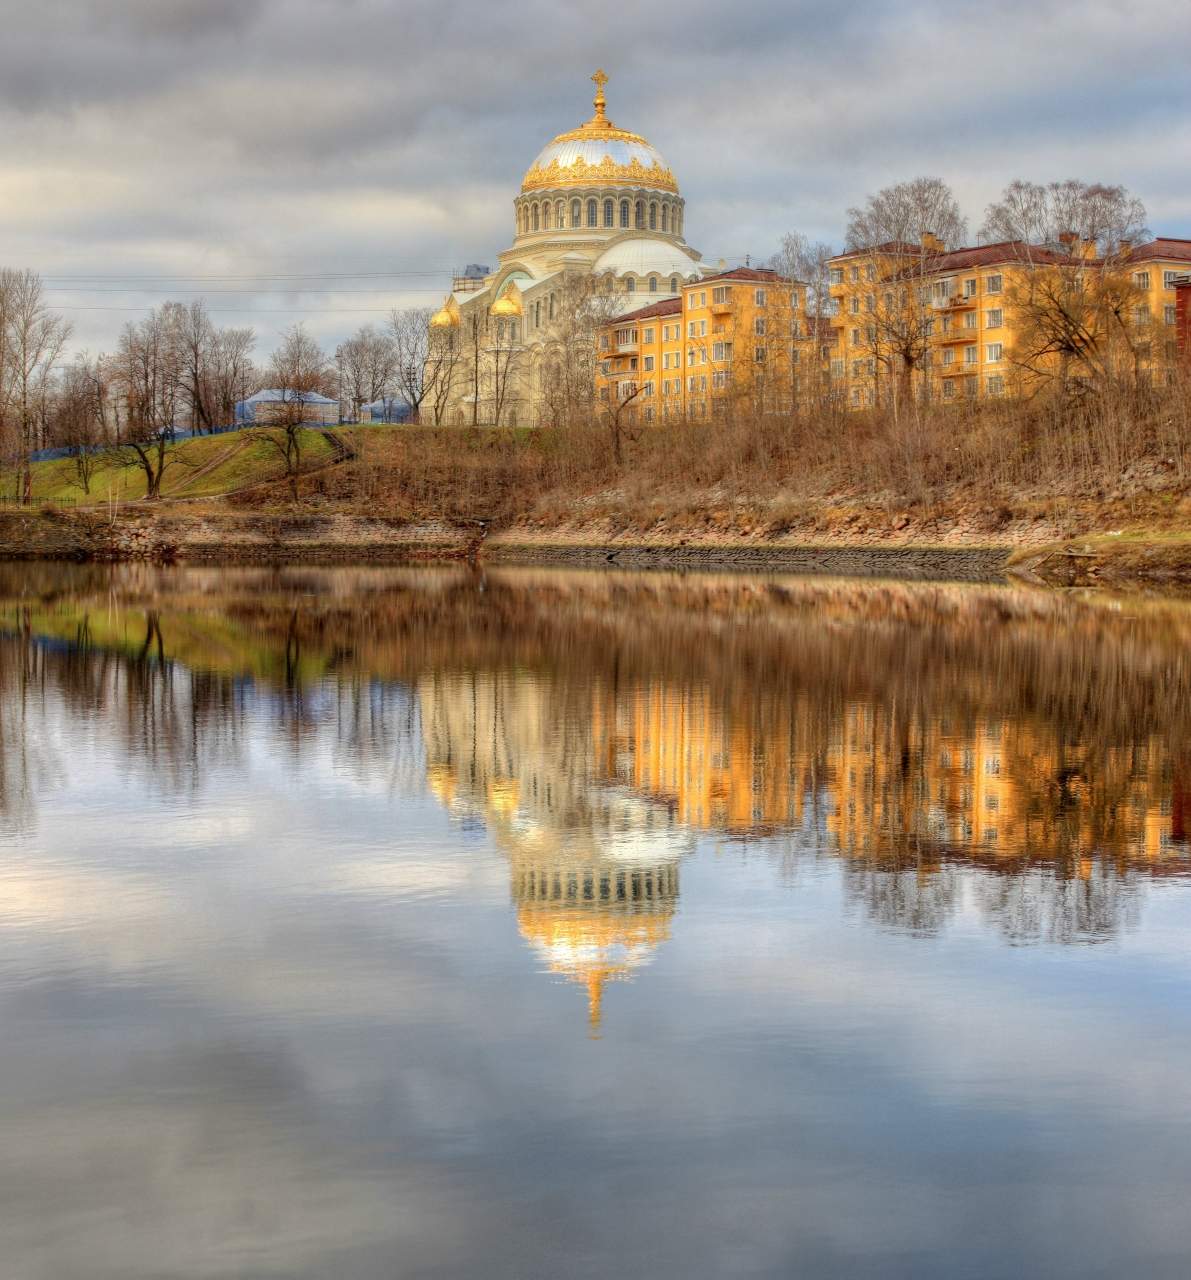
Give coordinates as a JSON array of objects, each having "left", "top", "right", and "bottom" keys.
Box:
[{"left": 0, "top": 507, "right": 1187, "bottom": 589}]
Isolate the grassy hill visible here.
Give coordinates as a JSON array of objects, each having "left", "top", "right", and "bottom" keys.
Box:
[{"left": 1, "top": 427, "right": 339, "bottom": 505}]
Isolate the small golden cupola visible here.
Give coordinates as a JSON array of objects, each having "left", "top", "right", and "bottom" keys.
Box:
[
  {"left": 489, "top": 281, "right": 523, "bottom": 318},
  {"left": 429, "top": 296, "right": 460, "bottom": 329}
]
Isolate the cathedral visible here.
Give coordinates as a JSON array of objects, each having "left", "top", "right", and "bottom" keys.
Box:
[{"left": 428, "top": 71, "right": 710, "bottom": 426}]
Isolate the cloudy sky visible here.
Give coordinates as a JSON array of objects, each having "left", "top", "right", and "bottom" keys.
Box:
[{"left": 3, "top": 0, "right": 1189, "bottom": 357}]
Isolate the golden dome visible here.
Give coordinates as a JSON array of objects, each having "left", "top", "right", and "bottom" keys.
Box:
[
  {"left": 429, "top": 297, "right": 459, "bottom": 329},
  {"left": 490, "top": 282, "right": 523, "bottom": 318},
  {"left": 521, "top": 71, "right": 678, "bottom": 195}
]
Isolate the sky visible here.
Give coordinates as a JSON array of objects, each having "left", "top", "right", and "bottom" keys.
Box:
[{"left": 2, "top": 0, "right": 1189, "bottom": 359}]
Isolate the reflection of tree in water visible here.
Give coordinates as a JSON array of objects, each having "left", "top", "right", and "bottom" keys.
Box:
[{"left": 0, "top": 564, "right": 1187, "bottom": 945}]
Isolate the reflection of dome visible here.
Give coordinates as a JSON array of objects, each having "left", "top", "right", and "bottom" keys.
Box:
[
  {"left": 594, "top": 238, "right": 702, "bottom": 280},
  {"left": 521, "top": 71, "right": 678, "bottom": 195},
  {"left": 517, "top": 903, "right": 672, "bottom": 1034}
]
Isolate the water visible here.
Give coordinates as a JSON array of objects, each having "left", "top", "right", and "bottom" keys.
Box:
[{"left": 0, "top": 563, "right": 1189, "bottom": 1279}]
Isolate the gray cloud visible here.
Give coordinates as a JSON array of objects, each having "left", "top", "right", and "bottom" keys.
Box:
[{"left": 0, "top": 0, "right": 1188, "bottom": 355}]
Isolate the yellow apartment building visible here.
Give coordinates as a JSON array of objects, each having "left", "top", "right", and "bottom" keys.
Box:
[
  {"left": 596, "top": 266, "right": 811, "bottom": 420},
  {"left": 827, "top": 235, "right": 1191, "bottom": 406}
]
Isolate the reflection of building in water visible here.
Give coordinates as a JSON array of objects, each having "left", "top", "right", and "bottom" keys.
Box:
[
  {"left": 420, "top": 672, "right": 693, "bottom": 1031},
  {"left": 824, "top": 705, "right": 1187, "bottom": 869}
]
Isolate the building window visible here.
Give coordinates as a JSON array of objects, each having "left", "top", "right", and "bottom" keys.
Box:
[
  {"left": 626, "top": 277, "right": 635, "bottom": 293},
  {"left": 534, "top": 300, "right": 541, "bottom": 327},
  {"left": 829, "top": 268, "right": 844, "bottom": 285},
  {"left": 941, "top": 348, "right": 955, "bottom": 366},
  {"left": 851, "top": 387, "right": 861, "bottom": 406},
  {"left": 649, "top": 276, "right": 658, "bottom": 293},
  {"left": 964, "top": 277, "right": 977, "bottom": 297},
  {"left": 635, "top": 200, "right": 644, "bottom": 229},
  {"left": 1134, "top": 271, "right": 1151, "bottom": 290},
  {"left": 549, "top": 293, "right": 555, "bottom": 320},
  {"left": 964, "top": 345, "right": 978, "bottom": 364},
  {"left": 964, "top": 312, "right": 978, "bottom": 330},
  {"left": 570, "top": 199, "right": 581, "bottom": 228},
  {"left": 543, "top": 202, "right": 552, "bottom": 230},
  {"left": 755, "top": 288, "right": 767, "bottom": 306},
  {"left": 1165, "top": 305, "right": 1177, "bottom": 325},
  {"left": 864, "top": 293, "right": 874, "bottom": 313},
  {"left": 587, "top": 199, "right": 598, "bottom": 227},
  {"left": 986, "top": 274, "right": 1002, "bottom": 294},
  {"left": 849, "top": 266, "right": 859, "bottom": 283},
  {"left": 987, "top": 375, "right": 1004, "bottom": 395},
  {"left": 619, "top": 200, "right": 630, "bottom": 229},
  {"left": 712, "top": 370, "right": 728, "bottom": 389},
  {"left": 532, "top": 204, "right": 540, "bottom": 231},
  {"left": 643, "top": 327, "right": 654, "bottom": 343},
  {"left": 712, "top": 340, "right": 732, "bottom": 360},
  {"left": 986, "top": 308, "right": 1003, "bottom": 328},
  {"left": 943, "top": 380, "right": 956, "bottom": 399},
  {"left": 661, "top": 205, "right": 670, "bottom": 233},
  {"left": 649, "top": 203, "right": 658, "bottom": 230},
  {"left": 986, "top": 342, "right": 1002, "bottom": 362},
  {"left": 850, "top": 296, "right": 860, "bottom": 314},
  {"left": 604, "top": 199, "right": 614, "bottom": 228},
  {"left": 850, "top": 328, "right": 860, "bottom": 346},
  {"left": 830, "top": 359, "right": 844, "bottom": 379},
  {"left": 754, "top": 346, "right": 766, "bottom": 362},
  {"left": 643, "top": 355, "right": 654, "bottom": 371},
  {"left": 754, "top": 317, "right": 766, "bottom": 336}
]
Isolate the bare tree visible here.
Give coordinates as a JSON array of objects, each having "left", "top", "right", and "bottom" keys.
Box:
[
  {"left": 51, "top": 355, "right": 110, "bottom": 495},
  {"left": 211, "top": 326, "right": 256, "bottom": 427},
  {"left": 109, "top": 308, "right": 189, "bottom": 499},
  {"left": 424, "top": 320, "right": 463, "bottom": 426},
  {"left": 2, "top": 270, "right": 71, "bottom": 502},
  {"left": 843, "top": 177, "right": 968, "bottom": 411},
  {"left": 771, "top": 232, "right": 836, "bottom": 409},
  {"left": 980, "top": 181, "right": 1153, "bottom": 392},
  {"left": 978, "top": 179, "right": 1148, "bottom": 257},
  {"left": 538, "top": 273, "right": 615, "bottom": 428},
  {"left": 167, "top": 299, "right": 217, "bottom": 434},
  {"left": 388, "top": 307, "right": 433, "bottom": 422},
  {"left": 251, "top": 324, "right": 330, "bottom": 500},
  {"left": 336, "top": 324, "right": 397, "bottom": 422}
]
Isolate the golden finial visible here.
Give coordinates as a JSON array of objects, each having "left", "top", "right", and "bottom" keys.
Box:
[
  {"left": 591, "top": 69, "right": 609, "bottom": 124},
  {"left": 586, "top": 972, "right": 605, "bottom": 1037}
]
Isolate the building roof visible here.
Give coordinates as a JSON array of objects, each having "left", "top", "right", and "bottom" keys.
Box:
[
  {"left": 697, "top": 265, "right": 790, "bottom": 284},
  {"left": 594, "top": 237, "right": 703, "bottom": 279},
  {"left": 610, "top": 297, "right": 683, "bottom": 323},
  {"left": 1125, "top": 238, "right": 1191, "bottom": 264},
  {"left": 928, "top": 240, "right": 1075, "bottom": 271},
  {"left": 831, "top": 241, "right": 922, "bottom": 262}
]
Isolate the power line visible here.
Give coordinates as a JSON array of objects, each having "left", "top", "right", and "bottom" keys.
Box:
[{"left": 41, "top": 268, "right": 456, "bottom": 282}]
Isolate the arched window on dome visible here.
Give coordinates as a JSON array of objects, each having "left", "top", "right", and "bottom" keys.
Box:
[
  {"left": 626, "top": 277, "right": 635, "bottom": 293},
  {"left": 532, "top": 204, "right": 540, "bottom": 232},
  {"left": 649, "top": 203, "right": 658, "bottom": 230},
  {"left": 661, "top": 204, "right": 669, "bottom": 233},
  {"left": 619, "top": 200, "right": 629, "bottom": 229},
  {"left": 605, "top": 276, "right": 613, "bottom": 292},
  {"left": 571, "top": 198, "right": 581, "bottom": 228},
  {"left": 603, "top": 199, "right": 614, "bottom": 228},
  {"left": 549, "top": 292, "right": 556, "bottom": 320},
  {"left": 670, "top": 275, "right": 679, "bottom": 293},
  {"left": 541, "top": 202, "right": 550, "bottom": 230},
  {"left": 587, "top": 199, "right": 597, "bottom": 228},
  {"left": 635, "top": 200, "right": 644, "bottom": 230},
  {"left": 649, "top": 276, "right": 658, "bottom": 293},
  {"left": 555, "top": 199, "right": 564, "bottom": 228}
]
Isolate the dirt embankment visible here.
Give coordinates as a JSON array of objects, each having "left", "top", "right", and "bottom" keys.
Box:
[{"left": 2, "top": 501, "right": 1190, "bottom": 589}]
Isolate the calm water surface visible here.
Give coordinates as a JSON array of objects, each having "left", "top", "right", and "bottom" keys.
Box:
[{"left": 1, "top": 563, "right": 1189, "bottom": 1279}]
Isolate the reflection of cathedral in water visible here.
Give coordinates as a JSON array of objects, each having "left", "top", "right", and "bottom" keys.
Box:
[{"left": 419, "top": 671, "right": 693, "bottom": 1031}]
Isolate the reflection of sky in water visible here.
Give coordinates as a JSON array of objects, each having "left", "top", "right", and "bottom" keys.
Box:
[{"left": 0, "top": 567, "right": 1190, "bottom": 1278}]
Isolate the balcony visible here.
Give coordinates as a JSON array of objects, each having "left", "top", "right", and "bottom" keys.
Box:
[
  {"left": 938, "top": 361, "right": 980, "bottom": 377},
  {"left": 934, "top": 326, "right": 980, "bottom": 344},
  {"left": 616, "top": 340, "right": 638, "bottom": 353},
  {"left": 710, "top": 299, "right": 734, "bottom": 316},
  {"left": 933, "top": 293, "right": 978, "bottom": 311}
]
